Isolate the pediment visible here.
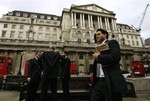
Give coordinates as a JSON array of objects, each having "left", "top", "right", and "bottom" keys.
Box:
[{"left": 71, "top": 4, "right": 115, "bottom": 14}]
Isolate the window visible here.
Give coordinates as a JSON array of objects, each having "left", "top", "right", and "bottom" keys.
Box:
[
  {"left": 47, "top": 16, "right": 51, "bottom": 20},
  {"left": 8, "top": 12, "right": 13, "bottom": 16},
  {"left": 45, "top": 33, "right": 50, "bottom": 40},
  {"left": 32, "top": 15, "right": 37, "bottom": 18},
  {"left": 132, "top": 41, "right": 134, "bottom": 45},
  {"left": 38, "top": 33, "right": 43, "bottom": 40},
  {"left": 3, "top": 24, "right": 8, "bottom": 28},
  {"left": 54, "top": 22, "right": 57, "bottom": 25},
  {"left": 39, "top": 27, "right": 43, "bottom": 31},
  {"left": 85, "top": 32, "right": 90, "bottom": 39},
  {"left": 20, "top": 25, "right": 24, "bottom": 29},
  {"left": 14, "top": 18, "right": 18, "bottom": 21},
  {"left": 127, "top": 35, "right": 129, "bottom": 38},
  {"left": 136, "top": 41, "right": 139, "bottom": 46},
  {"left": 128, "top": 40, "right": 130, "bottom": 45},
  {"left": 12, "top": 25, "right": 16, "bottom": 29},
  {"left": 18, "top": 32, "right": 23, "bottom": 39},
  {"left": 10, "top": 31, "right": 15, "bottom": 38},
  {"left": 77, "top": 31, "right": 81, "bottom": 37},
  {"left": 88, "top": 53, "right": 93, "bottom": 59},
  {"left": 16, "top": 12, "right": 20, "bottom": 16},
  {"left": 40, "top": 15, "right": 45, "bottom": 19},
  {"left": 131, "top": 36, "right": 133, "bottom": 39},
  {"left": 1, "top": 31, "right": 6, "bottom": 37},
  {"left": 7, "top": 17, "right": 11, "bottom": 20},
  {"left": 22, "top": 19, "right": 26, "bottom": 21},
  {"left": 39, "top": 20, "right": 44, "bottom": 23},
  {"left": 52, "top": 34, "right": 57, "bottom": 41},
  {"left": 28, "top": 31, "right": 34, "bottom": 40},
  {"left": 68, "top": 53, "right": 73, "bottom": 59},
  {"left": 23, "top": 13, "right": 28, "bottom": 17},
  {"left": 54, "top": 17, "right": 57, "bottom": 20},
  {"left": 47, "top": 21, "right": 50, "bottom": 23},
  {"left": 79, "top": 53, "right": 83, "bottom": 59},
  {"left": 53, "top": 28, "right": 57, "bottom": 32},
  {"left": 46, "top": 27, "right": 50, "bottom": 32}
]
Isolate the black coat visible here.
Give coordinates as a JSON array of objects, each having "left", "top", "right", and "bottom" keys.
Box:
[
  {"left": 92, "top": 40, "right": 127, "bottom": 93},
  {"left": 39, "top": 51, "right": 61, "bottom": 78},
  {"left": 61, "top": 57, "right": 71, "bottom": 80},
  {"left": 27, "top": 58, "right": 41, "bottom": 81}
]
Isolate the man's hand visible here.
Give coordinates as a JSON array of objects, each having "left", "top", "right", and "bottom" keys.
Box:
[
  {"left": 27, "top": 77, "right": 31, "bottom": 82},
  {"left": 93, "top": 51, "right": 100, "bottom": 59}
]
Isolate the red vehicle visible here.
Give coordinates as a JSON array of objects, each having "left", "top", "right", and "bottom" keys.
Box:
[
  {"left": 0, "top": 56, "right": 13, "bottom": 78},
  {"left": 131, "top": 61, "right": 149, "bottom": 76},
  {"left": 70, "top": 60, "right": 78, "bottom": 75},
  {"left": 24, "top": 60, "right": 29, "bottom": 76}
]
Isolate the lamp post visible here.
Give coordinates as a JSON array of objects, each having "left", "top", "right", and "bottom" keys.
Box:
[
  {"left": 17, "top": 52, "right": 24, "bottom": 75},
  {"left": 143, "top": 53, "right": 149, "bottom": 76}
]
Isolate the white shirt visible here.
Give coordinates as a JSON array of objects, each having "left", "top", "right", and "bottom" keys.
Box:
[{"left": 96, "top": 39, "right": 107, "bottom": 77}]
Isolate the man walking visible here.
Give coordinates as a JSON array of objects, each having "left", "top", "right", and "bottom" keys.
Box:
[{"left": 91, "top": 29, "right": 127, "bottom": 101}]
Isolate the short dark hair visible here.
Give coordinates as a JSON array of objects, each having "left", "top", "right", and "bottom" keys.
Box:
[
  {"left": 63, "top": 50, "right": 68, "bottom": 56},
  {"left": 49, "top": 45, "right": 55, "bottom": 50},
  {"left": 96, "top": 29, "right": 109, "bottom": 39}
]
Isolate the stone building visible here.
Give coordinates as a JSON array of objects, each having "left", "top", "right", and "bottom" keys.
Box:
[
  {"left": 145, "top": 38, "right": 150, "bottom": 45},
  {"left": 0, "top": 4, "right": 149, "bottom": 75}
]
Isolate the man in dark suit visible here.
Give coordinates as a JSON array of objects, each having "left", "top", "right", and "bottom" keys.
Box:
[
  {"left": 39, "top": 45, "right": 62, "bottom": 101},
  {"left": 60, "top": 50, "right": 71, "bottom": 101},
  {"left": 25, "top": 52, "right": 41, "bottom": 101},
  {"left": 91, "top": 29, "right": 127, "bottom": 101}
]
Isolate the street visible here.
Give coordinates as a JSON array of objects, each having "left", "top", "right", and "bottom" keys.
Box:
[{"left": 0, "top": 90, "right": 150, "bottom": 101}]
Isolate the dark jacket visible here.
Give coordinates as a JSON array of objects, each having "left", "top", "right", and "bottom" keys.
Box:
[
  {"left": 92, "top": 40, "right": 127, "bottom": 93},
  {"left": 39, "top": 51, "right": 61, "bottom": 78},
  {"left": 61, "top": 57, "right": 71, "bottom": 80},
  {"left": 27, "top": 58, "right": 41, "bottom": 81}
]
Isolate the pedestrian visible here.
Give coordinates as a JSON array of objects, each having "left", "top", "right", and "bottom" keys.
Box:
[
  {"left": 91, "top": 29, "right": 127, "bottom": 101},
  {"left": 25, "top": 51, "right": 41, "bottom": 101},
  {"left": 60, "top": 50, "right": 71, "bottom": 101},
  {"left": 39, "top": 45, "right": 62, "bottom": 101}
]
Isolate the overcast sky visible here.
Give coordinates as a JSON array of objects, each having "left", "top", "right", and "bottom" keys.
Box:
[{"left": 0, "top": 0, "right": 149, "bottom": 39}]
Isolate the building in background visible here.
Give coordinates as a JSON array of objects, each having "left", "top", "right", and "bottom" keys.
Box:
[{"left": 0, "top": 4, "right": 149, "bottom": 75}]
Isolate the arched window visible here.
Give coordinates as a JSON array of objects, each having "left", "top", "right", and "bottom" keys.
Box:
[
  {"left": 85, "top": 32, "right": 90, "bottom": 39},
  {"left": 77, "top": 31, "right": 82, "bottom": 37}
]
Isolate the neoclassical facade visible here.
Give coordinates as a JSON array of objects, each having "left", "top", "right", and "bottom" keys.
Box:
[{"left": 0, "top": 4, "right": 149, "bottom": 74}]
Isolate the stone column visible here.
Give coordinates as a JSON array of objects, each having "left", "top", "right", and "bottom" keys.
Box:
[
  {"left": 80, "top": 13, "right": 82, "bottom": 27},
  {"left": 97, "top": 16, "right": 100, "bottom": 28},
  {"left": 72, "top": 12, "right": 74, "bottom": 26},
  {"left": 107, "top": 18, "right": 110, "bottom": 30},
  {"left": 114, "top": 19, "right": 117, "bottom": 30},
  {"left": 105, "top": 17, "right": 108, "bottom": 29},
  {"left": 88, "top": 15, "right": 91, "bottom": 28},
  {"left": 99, "top": 16, "right": 103, "bottom": 28},
  {"left": 74, "top": 13, "right": 76, "bottom": 27},
  {"left": 91, "top": 15, "right": 93, "bottom": 28},
  {"left": 111, "top": 19, "right": 114, "bottom": 30},
  {"left": 82, "top": 14, "right": 85, "bottom": 28}
]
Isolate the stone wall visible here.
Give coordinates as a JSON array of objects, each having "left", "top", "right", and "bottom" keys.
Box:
[{"left": 126, "top": 77, "right": 150, "bottom": 92}]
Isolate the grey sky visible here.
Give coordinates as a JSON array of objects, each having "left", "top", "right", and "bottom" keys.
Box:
[{"left": 0, "top": 0, "right": 149, "bottom": 39}]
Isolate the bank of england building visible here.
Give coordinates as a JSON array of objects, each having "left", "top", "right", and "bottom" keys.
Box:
[{"left": 0, "top": 4, "right": 149, "bottom": 74}]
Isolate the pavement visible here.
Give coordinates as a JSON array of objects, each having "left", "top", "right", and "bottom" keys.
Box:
[{"left": 0, "top": 90, "right": 150, "bottom": 101}]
